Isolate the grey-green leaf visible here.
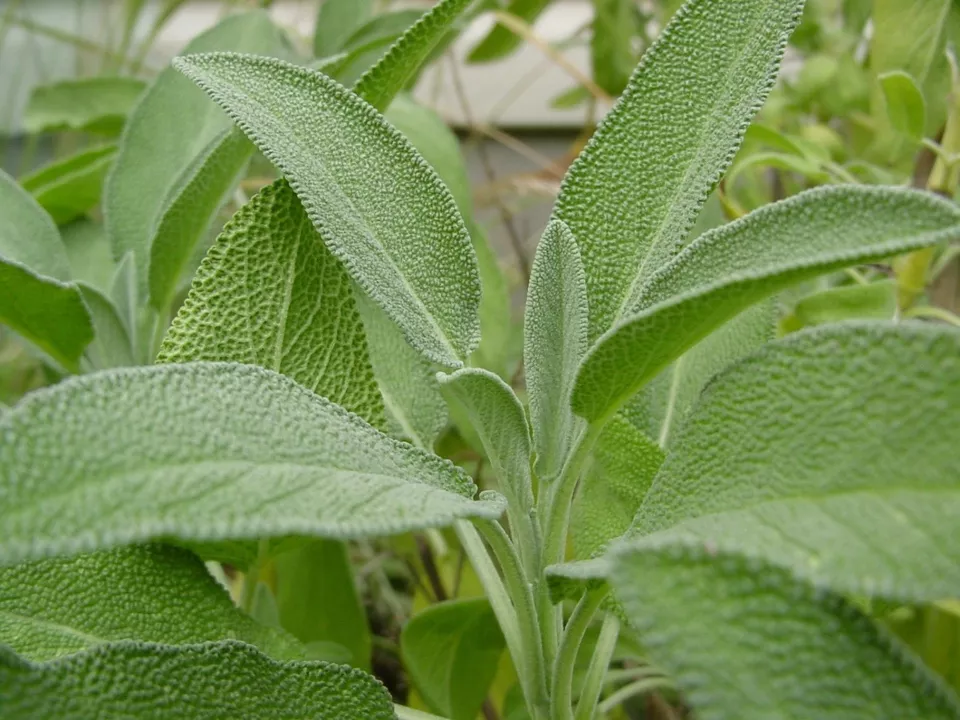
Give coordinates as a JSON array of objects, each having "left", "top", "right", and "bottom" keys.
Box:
[
  {"left": 609, "top": 543, "right": 960, "bottom": 720},
  {"left": 148, "top": 127, "right": 253, "bottom": 313},
  {"left": 524, "top": 220, "right": 588, "bottom": 480},
  {"left": 77, "top": 283, "right": 136, "bottom": 369},
  {"left": 0, "top": 545, "right": 301, "bottom": 662},
  {"left": 0, "top": 169, "right": 70, "bottom": 281},
  {"left": 174, "top": 52, "right": 481, "bottom": 367},
  {"left": 0, "top": 362, "right": 503, "bottom": 568},
  {"left": 791, "top": 280, "right": 898, "bottom": 328},
  {"left": 314, "top": 0, "right": 375, "bottom": 57},
  {"left": 570, "top": 415, "right": 663, "bottom": 560},
  {"left": 0, "top": 640, "right": 396, "bottom": 719},
  {"left": 105, "top": 11, "right": 284, "bottom": 295},
  {"left": 401, "top": 598, "right": 505, "bottom": 720},
  {"left": 629, "top": 322, "right": 960, "bottom": 602},
  {"left": 553, "top": 0, "right": 804, "bottom": 341},
  {"left": 572, "top": 186, "right": 960, "bottom": 423},
  {"left": 158, "top": 179, "right": 385, "bottom": 427},
  {"left": 20, "top": 145, "right": 117, "bottom": 226},
  {"left": 22, "top": 77, "right": 145, "bottom": 135}
]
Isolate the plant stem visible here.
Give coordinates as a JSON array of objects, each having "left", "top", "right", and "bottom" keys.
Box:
[
  {"left": 394, "top": 705, "right": 450, "bottom": 720},
  {"left": 551, "top": 589, "right": 606, "bottom": 720},
  {"left": 474, "top": 519, "right": 549, "bottom": 711},
  {"left": 596, "top": 677, "right": 677, "bottom": 716},
  {"left": 574, "top": 614, "right": 619, "bottom": 720}
]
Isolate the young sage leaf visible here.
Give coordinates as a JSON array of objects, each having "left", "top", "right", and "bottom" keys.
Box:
[
  {"left": 20, "top": 145, "right": 117, "bottom": 226},
  {"left": 76, "top": 282, "right": 136, "bottom": 369},
  {"left": 553, "top": 0, "right": 804, "bottom": 341},
  {"left": 22, "top": 77, "right": 145, "bottom": 136},
  {"left": 573, "top": 186, "right": 960, "bottom": 423},
  {"left": 0, "top": 363, "right": 503, "bottom": 569},
  {"left": 173, "top": 52, "right": 481, "bottom": 367},
  {"left": 0, "top": 640, "right": 396, "bottom": 719},
  {"left": 630, "top": 322, "right": 960, "bottom": 602}
]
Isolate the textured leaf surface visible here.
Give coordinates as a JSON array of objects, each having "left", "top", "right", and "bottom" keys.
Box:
[
  {"left": 22, "top": 77, "right": 145, "bottom": 135},
  {"left": 354, "top": 0, "right": 471, "bottom": 112},
  {"left": 570, "top": 416, "right": 663, "bottom": 560},
  {"left": 0, "top": 362, "right": 503, "bottom": 568},
  {"left": 0, "top": 544, "right": 301, "bottom": 662},
  {"left": 468, "top": 0, "right": 550, "bottom": 62},
  {"left": 524, "top": 220, "right": 588, "bottom": 480},
  {"left": 314, "top": 0, "right": 375, "bottom": 57},
  {"left": 0, "top": 170, "right": 92, "bottom": 370},
  {"left": 553, "top": 0, "right": 803, "bottom": 341},
  {"left": 158, "top": 180, "right": 384, "bottom": 427},
  {"left": 438, "top": 369, "right": 534, "bottom": 523},
  {"left": 401, "top": 598, "right": 505, "bottom": 720},
  {"left": 105, "top": 11, "right": 283, "bottom": 293},
  {"left": 573, "top": 186, "right": 960, "bottom": 423},
  {"left": 148, "top": 128, "right": 252, "bottom": 312},
  {"left": 174, "top": 52, "right": 480, "bottom": 367},
  {"left": 630, "top": 323, "right": 960, "bottom": 602},
  {"left": 610, "top": 543, "right": 960, "bottom": 720},
  {"left": 0, "top": 640, "right": 395, "bottom": 719},
  {"left": 20, "top": 145, "right": 116, "bottom": 226}
]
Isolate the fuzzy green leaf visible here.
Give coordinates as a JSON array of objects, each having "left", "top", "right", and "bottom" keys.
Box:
[
  {"left": 401, "top": 598, "right": 505, "bottom": 720},
  {"left": 0, "top": 170, "right": 92, "bottom": 371},
  {"left": 570, "top": 415, "right": 663, "bottom": 560},
  {"left": 274, "top": 540, "right": 371, "bottom": 670},
  {"left": 20, "top": 145, "right": 116, "bottom": 226},
  {"left": 354, "top": 0, "right": 471, "bottom": 112},
  {"left": 158, "top": 180, "right": 385, "bottom": 427},
  {"left": 147, "top": 128, "right": 253, "bottom": 313},
  {"left": 524, "top": 220, "right": 588, "bottom": 480},
  {"left": 175, "top": 53, "right": 480, "bottom": 367},
  {"left": 790, "top": 280, "right": 897, "bottom": 328},
  {"left": 631, "top": 323, "right": 960, "bottom": 602},
  {"left": 879, "top": 71, "right": 927, "bottom": 141},
  {"left": 61, "top": 220, "right": 114, "bottom": 292},
  {"left": 76, "top": 283, "right": 136, "bottom": 369},
  {"left": 572, "top": 186, "right": 960, "bottom": 423},
  {"left": 0, "top": 545, "right": 301, "bottom": 662},
  {"left": 0, "top": 362, "right": 503, "bottom": 568},
  {"left": 0, "top": 640, "right": 395, "bottom": 719},
  {"left": 468, "top": 0, "right": 550, "bottom": 63},
  {"left": 106, "top": 11, "right": 284, "bottom": 295},
  {"left": 323, "top": 10, "right": 426, "bottom": 90},
  {"left": 609, "top": 543, "right": 960, "bottom": 720},
  {"left": 554, "top": 0, "right": 803, "bottom": 342},
  {"left": 22, "top": 77, "right": 145, "bottom": 135},
  {"left": 314, "top": 0, "right": 375, "bottom": 57}
]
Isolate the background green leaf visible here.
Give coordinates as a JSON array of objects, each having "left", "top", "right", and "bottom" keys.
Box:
[
  {"left": 20, "top": 145, "right": 117, "bottom": 226},
  {"left": 22, "top": 77, "right": 145, "bottom": 135},
  {"left": 314, "top": 0, "right": 375, "bottom": 57},
  {"left": 879, "top": 71, "right": 927, "bottom": 142},
  {"left": 468, "top": 0, "right": 550, "bottom": 63}
]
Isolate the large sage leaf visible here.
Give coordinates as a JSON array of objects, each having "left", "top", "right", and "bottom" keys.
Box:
[
  {"left": 0, "top": 363, "right": 503, "bottom": 569},
  {"left": 524, "top": 220, "right": 588, "bottom": 481},
  {"left": 158, "top": 179, "right": 385, "bottom": 427},
  {"left": 174, "top": 52, "right": 480, "bottom": 367},
  {"left": 0, "top": 169, "right": 92, "bottom": 371},
  {"left": 20, "top": 145, "right": 117, "bottom": 226},
  {"left": 609, "top": 543, "right": 960, "bottom": 720},
  {"left": 22, "top": 77, "right": 145, "bottom": 136},
  {"left": 0, "top": 640, "right": 395, "bottom": 719},
  {"left": 401, "top": 598, "right": 505, "bottom": 720},
  {"left": 0, "top": 544, "right": 301, "bottom": 662},
  {"left": 553, "top": 0, "right": 804, "bottom": 342},
  {"left": 572, "top": 186, "right": 960, "bottom": 423},
  {"left": 105, "top": 11, "right": 283, "bottom": 296},
  {"left": 629, "top": 322, "right": 960, "bottom": 602}
]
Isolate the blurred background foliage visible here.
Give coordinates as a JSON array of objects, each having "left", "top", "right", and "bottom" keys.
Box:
[{"left": 1, "top": 1, "right": 959, "bottom": 718}]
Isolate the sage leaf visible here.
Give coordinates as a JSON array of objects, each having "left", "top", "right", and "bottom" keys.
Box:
[
  {"left": 591, "top": 0, "right": 638, "bottom": 96},
  {"left": 570, "top": 416, "right": 663, "bottom": 560},
  {"left": 76, "top": 283, "right": 136, "bottom": 369},
  {"left": 175, "top": 52, "right": 480, "bottom": 367},
  {"left": 609, "top": 543, "right": 960, "bottom": 720},
  {"left": 105, "top": 10, "right": 284, "bottom": 295},
  {"left": 20, "top": 145, "right": 117, "bottom": 226},
  {"left": 524, "top": 220, "right": 588, "bottom": 481},
  {"left": 314, "top": 0, "right": 375, "bottom": 57},
  {"left": 0, "top": 362, "right": 503, "bottom": 568},
  {"left": 61, "top": 220, "right": 114, "bottom": 292},
  {"left": 323, "top": 10, "right": 426, "bottom": 90},
  {"left": 22, "top": 77, "right": 145, "bottom": 136},
  {"left": 0, "top": 545, "right": 301, "bottom": 662},
  {"left": 554, "top": 0, "right": 804, "bottom": 342},
  {"left": 790, "top": 280, "right": 897, "bottom": 328},
  {"left": 879, "top": 71, "right": 927, "bottom": 142},
  {"left": 468, "top": 0, "right": 551, "bottom": 63},
  {"left": 0, "top": 169, "right": 92, "bottom": 371},
  {"left": 572, "top": 186, "right": 960, "bottom": 423},
  {"left": 147, "top": 128, "right": 253, "bottom": 313},
  {"left": 0, "top": 640, "right": 396, "bottom": 719},
  {"left": 630, "top": 322, "right": 960, "bottom": 602},
  {"left": 274, "top": 540, "right": 371, "bottom": 670},
  {"left": 158, "top": 179, "right": 385, "bottom": 427},
  {"left": 401, "top": 598, "right": 505, "bottom": 720}
]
